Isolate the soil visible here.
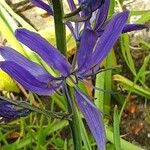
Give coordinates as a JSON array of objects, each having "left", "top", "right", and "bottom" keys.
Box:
[
  {"left": 115, "top": 34, "right": 150, "bottom": 149},
  {"left": 121, "top": 96, "right": 150, "bottom": 150}
]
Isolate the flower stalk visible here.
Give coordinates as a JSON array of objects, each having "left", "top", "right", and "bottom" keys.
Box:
[
  {"left": 50, "top": 0, "right": 66, "bottom": 54},
  {"left": 63, "top": 84, "right": 82, "bottom": 150},
  {"left": 50, "top": 1, "right": 82, "bottom": 149}
]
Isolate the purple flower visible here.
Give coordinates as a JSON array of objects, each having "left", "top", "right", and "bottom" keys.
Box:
[
  {"left": 78, "top": 0, "right": 105, "bottom": 18},
  {"left": 92, "top": 0, "right": 148, "bottom": 37},
  {"left": 31, "top": 0, "right": 104, "bottom": 40},
  {"left": 0, "top": 11, "right": 129, "bottom": 150},
  {"left": 31, "top": 0, "right": 148, "bottom": 41},
  {"left": 31, "top": 0, "right": 53, "bottom": 15},
  {"left": 71, "top": 0, "right": 148, "bottom": 40},
  {"left": 75, "top": 89, "right": 105, "bottom": 149},
  {"left": 31, "top": 0, "right": 103, "bottom": 16},
  {"left": 0, "top": 96, "right": 30, "bottom": 122}
]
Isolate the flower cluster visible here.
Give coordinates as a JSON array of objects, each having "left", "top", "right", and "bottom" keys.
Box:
[
  {"left": 31, "top": 0, "right": 148, "bottom": 40},
  {"left": 0, "top": 0, "right": 148, "bottom": 149}
]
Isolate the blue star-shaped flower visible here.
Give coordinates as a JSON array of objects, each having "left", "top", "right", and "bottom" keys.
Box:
[
  {"left": 31, "top": 0, "right": 148, "bottom": 41},
  {"left": 0, "top": 11, "right": 130, "bottom": 150}
]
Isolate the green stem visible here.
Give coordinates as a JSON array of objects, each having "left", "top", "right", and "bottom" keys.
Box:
[
  {"left": 108, "top": 0, "right": 115, "bottom": 17},
  {"left": 50, "top": 0, "right": 66, "bottom": 54},
  {"left": 69, "top": 105, "right": 82, "bottom": 150},
  {"left": 49, "top": 1, "right": 82, "bottom": 149},
  {"left": 64, "top": 84, "right": 82, "bottom": 150}
]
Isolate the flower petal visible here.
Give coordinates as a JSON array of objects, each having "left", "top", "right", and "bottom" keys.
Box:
[
  {"left": 75, "top": 89, "right": 106, "bottom": 150},
  {"left": 94, "top": 0, "right": 110, "bottom": 31},
  {"left": 31, "top": 0, "right": 53, "bottom": 15},
  {"left": 0, "top": 46, "right": 53, "bottom": 83},
  {"left": 67, "top": 0, "right": 76, "bottom": 11},
  {"left": 0, "top": 97, "right": 30, "bottom": 122},
  {"left": 91, "top": 11, "right": 129, "bottom": 67},
  {"left": 0, "top": 61, "right": 60, "bottom": 95},
  {"left": 122, "top": 24, "right": 149, "bottom": 33},
  {"left": 15, "top": 28, "right": 71, "bottom": 76},
  {"left": 66, "top": 22, "right": 77, "bottom": 40},
  {"left": 95, "top": 23, "right": 148, "bottom": 37},
  {"left": 77, "top": 29, "right": 98, "bottom": 74},
  {"left": 66, "top": 21, "right": 83, "bottom": 41}
]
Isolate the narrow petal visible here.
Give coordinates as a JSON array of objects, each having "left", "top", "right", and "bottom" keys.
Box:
[
  {"left": 15, "top": 28, "right": 71, "bottom": 76},
  {"left": 75, "top": 89, "right": 106, "bottom": 150},
  {"left": 67, "top": 0, "right": 76, "bottom": 11},
  {"left": 66, "top": 22, "right": 77, "bottom": 40},
  {"left": 0, "top": 46, "right": 53, "bottom": 83},
  {"left": 95, "top": 23, "right": 148, "bottom": 37},
  {"left": 94, "top": 0, "right": 110, "bottom": 31},
  {"left": 0, "top": 97, "right": 31, "bottom": 122},
  {"left": 122, "top": 24, "right": 148, "bottom": 33},
  {"left": 0, "top": 61, "right": 60, "bottom": 95},
  {"left": 75, "top": 22, "right": 83, "bottom": 40},
  {"left": 31, "top": 0, "right": 53, "bottom": 15},
  {"left": 77, "top": 29, "right": 98, "bottom": 74},
  {"left": 91, "top": 11, "right": 129, "bottom": 67}
]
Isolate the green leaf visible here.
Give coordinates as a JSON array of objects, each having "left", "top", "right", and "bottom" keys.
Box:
[
  {"left": 0, "top": 0, "right": 35, "bottom": 31},
  {"left": 106, "top": 127, "right": 144, "bottom": 150},
  {"left": 113, "top": 74, "right": 150, "bottom": 99},
  {"left": 113, "top": 106, "right": 121, "bottom": 150},
  {"left": 136, "top": 12, "right": 150, "bottom": 24},
  {"left": 94, "top": 72, "right": 105, "bottom": 112},
  {"left": 130, "top": 10, "right": 150, "bottom": 16},
  {"left": 77, "top": 106, "right": 92, "bottom": 150},
  {"left": 0, "top": 70, "right": 19, "bottom": 92},
  {"left": 0, "top": 13, "right": 27, "bottom": 56},
  {"left": 120, "top": 34, "right": 136, "bottom": 76},
  {"left": 135, "top": 54, "right": 150, "bottom": 83}
]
